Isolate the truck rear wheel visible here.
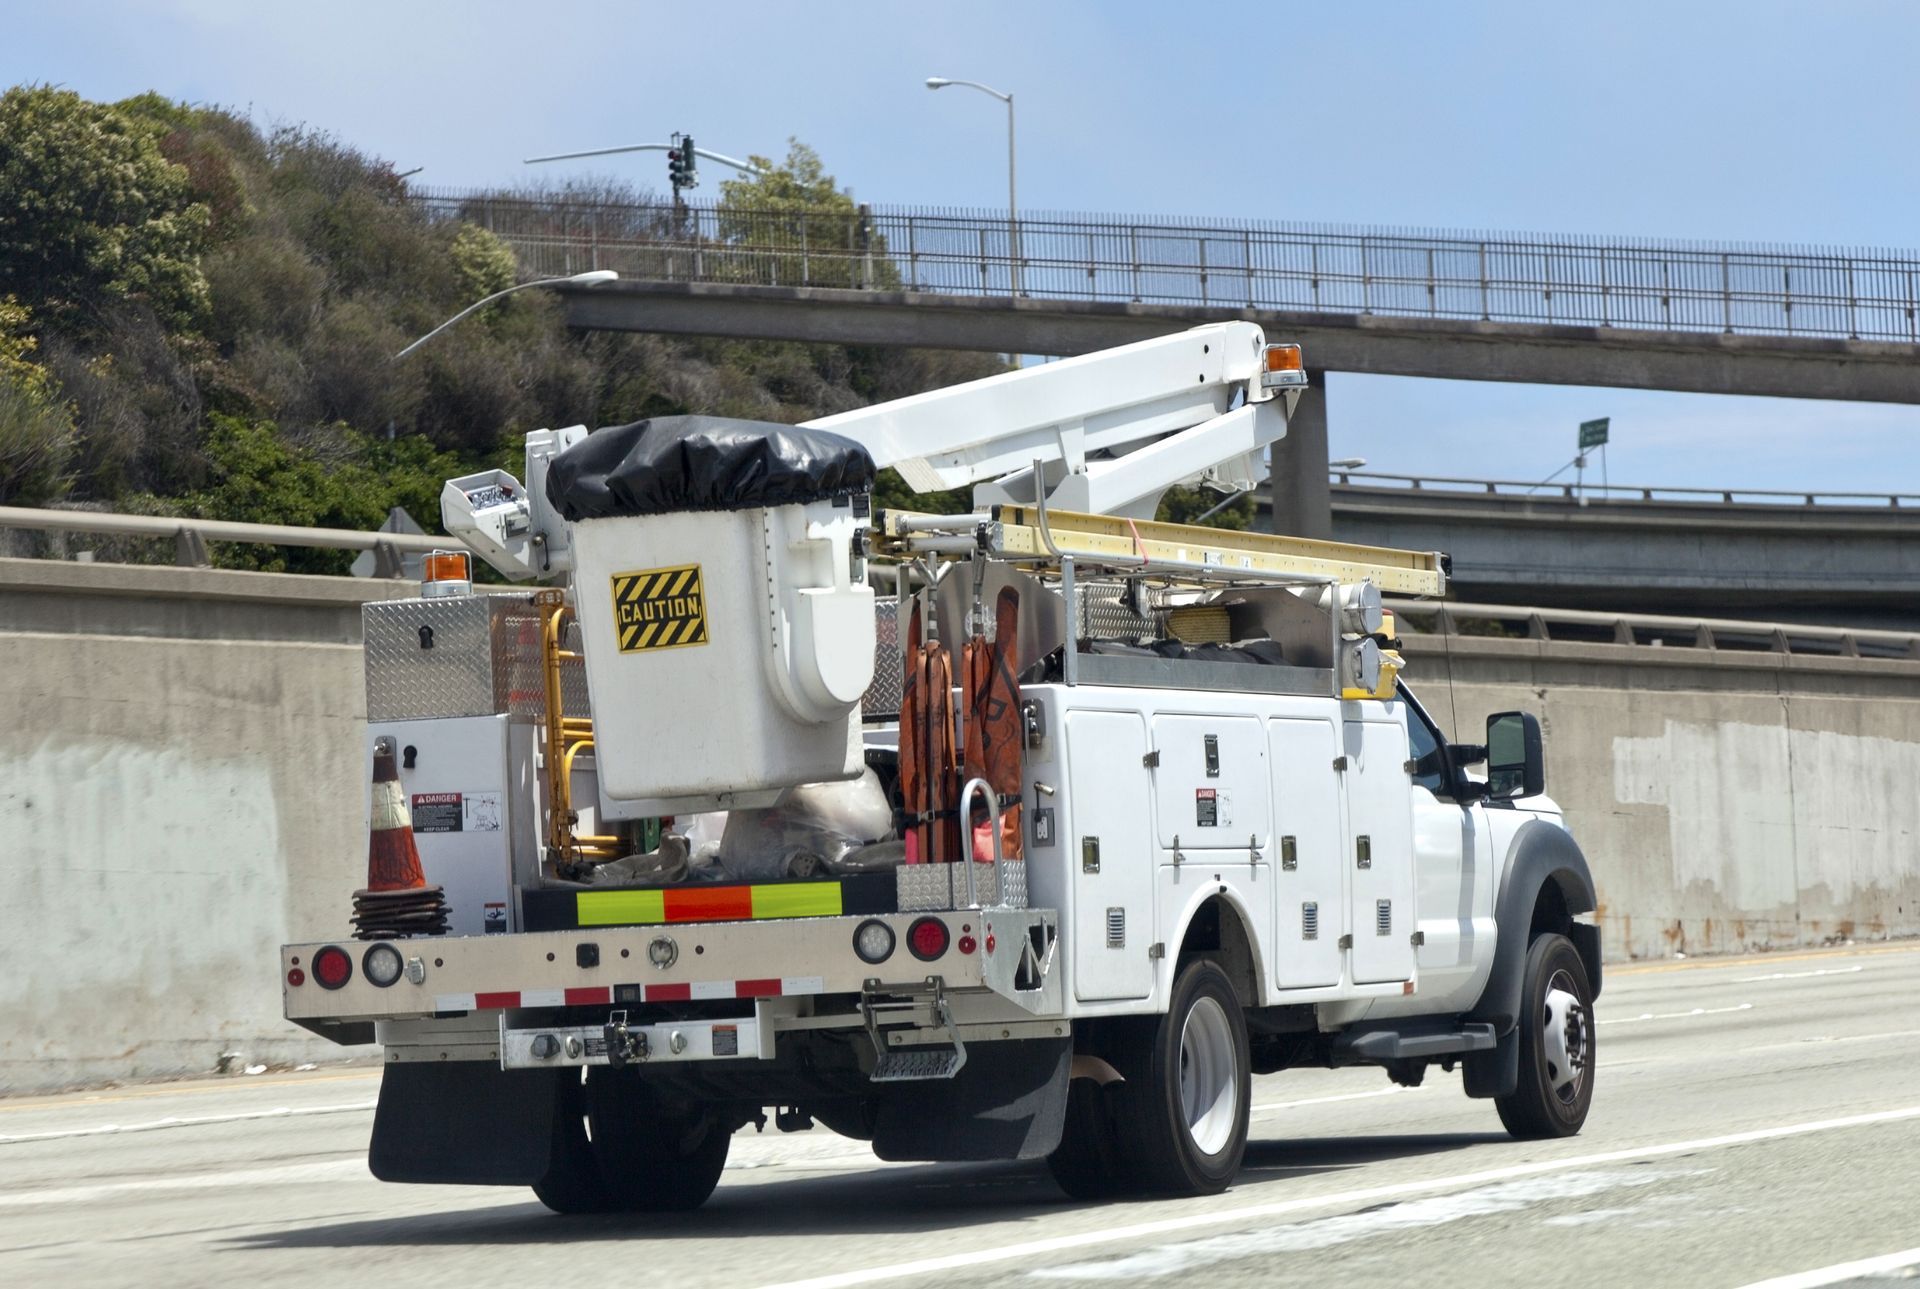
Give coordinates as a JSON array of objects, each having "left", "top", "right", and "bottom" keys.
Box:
[
  {"left": 585, "top": 1067, "right": 732, "bottom": 1211},
  {"left": 1046, "top": 1075, "right": 1132, "bottom": 1200},
  {"left": 532, "top": 1071, "right": 621, "bottom": 1214},
  {"left": 1108, "top": 958, "right": 1251, "bottom": 1196},
  {"left": 1496, "top": 932, "right": 1595, "bottom": 1139}
]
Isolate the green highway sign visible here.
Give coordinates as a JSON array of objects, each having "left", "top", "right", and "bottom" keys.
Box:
[{"left": 1579, "top": 417, "right": 1610, "bottom": 449}]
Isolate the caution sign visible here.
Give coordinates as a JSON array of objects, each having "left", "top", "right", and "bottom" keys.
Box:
[{"left": 611, "top": 564, "right": 709, "bottom": 653}]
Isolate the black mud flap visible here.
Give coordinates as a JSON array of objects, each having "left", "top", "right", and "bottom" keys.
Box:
[
  {"left": 1462, "top": 1027, "right": 1519, "bottom": 1100},
  {"left": 870, "top": 1036, "right": 1071, "bottom": 1162},
  {"left": 369, "top": 1062, "right": 564, "bottom": 1185}
]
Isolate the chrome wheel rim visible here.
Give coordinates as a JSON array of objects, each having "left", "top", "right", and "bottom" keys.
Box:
[
  {"left": 1178, "top": 995, "right": 1238, "bottom": 1155},
  {"left": 1542, "top": 970, "right": 1591, "bottom": 1103}
]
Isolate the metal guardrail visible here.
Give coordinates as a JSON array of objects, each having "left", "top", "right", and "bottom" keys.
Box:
[
  {"left": 1387, "top": 598, "right": 1920, "bottom": 661},
  {"left": 0, "top": 505, "right": 450, "bottom": 575},
  {"left": 414, "top": 188, "right": 1920, "bottom": 344},
  {"left": 1333, "top": 471, "right": 1920, "bottom": 509}
]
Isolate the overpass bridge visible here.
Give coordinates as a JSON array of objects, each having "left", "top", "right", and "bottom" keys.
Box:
[
  {"left": 418, "top": 190, "right": 1920, "bottom": 536},
  {"left": 1299, "top": 473, "right": 1920, "bottom": 628}
]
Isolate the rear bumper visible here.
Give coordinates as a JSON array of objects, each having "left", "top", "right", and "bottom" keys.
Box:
[{"left": 282, "top": 907, "right": 1058, "bottom": 1030}]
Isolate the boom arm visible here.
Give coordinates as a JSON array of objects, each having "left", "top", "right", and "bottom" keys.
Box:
[{"left": 803, "top": 322, "right": 1303, "bottom": 518}]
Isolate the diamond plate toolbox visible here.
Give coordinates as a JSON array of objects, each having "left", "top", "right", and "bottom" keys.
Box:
[{"left": 363, "top": 594, "right": 588, "bottom": 722}]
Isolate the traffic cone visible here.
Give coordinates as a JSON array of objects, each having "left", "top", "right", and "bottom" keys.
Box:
[
  {"left": 353, "top": 739, "right": 447, "bottom": 939},
  {"left": 367, "top": 739, "right": 426, "bottom": 890}
]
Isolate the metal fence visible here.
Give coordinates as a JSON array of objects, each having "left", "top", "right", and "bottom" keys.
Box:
[
  {"left": 414, "top": 188, "right": 1920, "bottom": 343},
  {"left": 1332, "top": 471, "right": 1920, "bottom": 508}
]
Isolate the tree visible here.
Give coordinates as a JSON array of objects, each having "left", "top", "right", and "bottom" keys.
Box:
[
  {"left": 715, "top": 139, "right": 898, "bottom": 290},
  {"left": 1156, "top": 484, "right": 1254, "bottom": 530},
  {"left": 0, "top": 295, "right": 76, "bottom": 503},
  {"left": 0, "top": 86, "right": 211, "bottom": 327}
]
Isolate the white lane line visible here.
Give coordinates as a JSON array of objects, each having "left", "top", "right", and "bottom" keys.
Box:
[
  {"left": 0, "top": 1101, "right": 376, "bottom": 1146},
  {"left": 1732, "top": 966, "right": 1864, "bottom": 984},
  {"left": 756, "top": 1104, "right": 1920, "bottom": 1289},
  {"left": 1732, "top": 1245, "right": 1920, "bottom": 1289},
  {"left": 0, "top": 1158, "right": 368, "bottom": 1208},
  {"left": 1599, "top": 1003, "right": 1753, "bottom": 1026},
  {"left": 1250, "top": 1086, "right": 1421, "bottom": 1119},
  {"left": 1747, "top": 1028, "right": 1920, "bottom": 1054},
  {"left": 1031, "top": 1167, "right": 1706, "bottom": 1280}
]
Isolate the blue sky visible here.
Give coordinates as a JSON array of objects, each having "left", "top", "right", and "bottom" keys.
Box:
[{"left": 10, "top": 0, "right": 1920, "bottom": 493}]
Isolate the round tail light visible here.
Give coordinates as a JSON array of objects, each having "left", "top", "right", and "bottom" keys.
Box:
[
  {"left": 907, "top": 917, "right": 950, "bottom": 962},
  {"left": 853, "top": 919, "right": 896, "bottom": 965},
  {"left": 362, "top": 943, "right": 404, "bottom": 988},
  {"left": 312, "top": 945, "right": 353, "bottom": 990}
]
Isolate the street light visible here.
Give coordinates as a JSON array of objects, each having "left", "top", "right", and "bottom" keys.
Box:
[
  {"left": 392, "top": 270, "right": 618, "bottom": 361},
  {"left": 926, "top": 76, "right": 1019, "bottom": 296},
  {"left": 1330, "top": 457, "right": 1368, "bottom": 470}
]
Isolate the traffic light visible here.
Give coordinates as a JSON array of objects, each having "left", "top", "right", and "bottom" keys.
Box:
[{"left": 666, "top": 134, "right": 698, "bottom": 193}]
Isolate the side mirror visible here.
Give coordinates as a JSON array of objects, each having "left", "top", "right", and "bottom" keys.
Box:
[{"left": 1485, "top": 711, "right": 1544, "bottom": 800}]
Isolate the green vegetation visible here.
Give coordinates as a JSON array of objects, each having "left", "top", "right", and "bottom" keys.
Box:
[{"left": 0, "top": 87, "right": 1242, "bottom": 565}]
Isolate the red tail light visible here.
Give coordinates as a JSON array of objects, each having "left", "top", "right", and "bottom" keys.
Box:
[
  {"left": 907, "top": 917, "right": 950, "bottom": 962},
  {"left": 312, "top": 945, "right": 353, "bottom": 990}
]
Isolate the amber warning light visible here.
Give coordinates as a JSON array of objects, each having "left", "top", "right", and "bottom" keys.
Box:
[
  {"left": 1261, "top": 343, "right": 1307, "bottom": 390},
  {"left": 422, "top": 549, "right": 473, "bottom": 599}
]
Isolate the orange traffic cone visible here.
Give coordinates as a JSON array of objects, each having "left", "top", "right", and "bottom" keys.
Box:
[
  {"left": 367, "top": 738, "right": 427, "bottom": 890},
  {"left": 353, "top": 737, "right": 447, "bottom": 939}
]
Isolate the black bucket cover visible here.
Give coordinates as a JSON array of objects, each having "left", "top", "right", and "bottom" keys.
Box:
[{"left": 546, "top": 415, "right": 875, "bottom": 521}]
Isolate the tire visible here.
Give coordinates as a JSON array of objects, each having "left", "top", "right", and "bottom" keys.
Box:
[
  {"left": 531, "top": 1071, "right": 621, "bottom": 1215},
  {"left": 582, "top": 1067, "right": 732, "bottom": 1211},
  {"left": 1496, "top": 932, "right": 1596, "bottom": 1139},
  {"left": 1107, "top": 959, "right": 1251, "bottom": 1195},
  {"left": 1046, "top": 1074, "right": 1133, "bottom": 1200}
]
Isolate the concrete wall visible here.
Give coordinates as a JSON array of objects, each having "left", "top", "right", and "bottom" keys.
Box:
[
  {"left": 0, "top": 559, "right": 413, "bottom": 1093},
  {"left": 4, "top": 557, "right": 1917, "bottom": 1092},
  {"left": 1402, "top": 633, "right": 1920, "bottom": 962}
]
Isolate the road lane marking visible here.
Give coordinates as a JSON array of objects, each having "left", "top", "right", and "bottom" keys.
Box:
[
  {"left": 1250, "top": 1086, "right": 1421, "bottom": 1118},
  {"left": 1731, "top": 966, "right": 1864, "bottom": 983},
  {"left": 1599, "top": 1003, "right": 1753, "bottom": 1026},
  {"left": 0, "top": 1158, "right": 369, "bottom": 1208},
  {"left": 1747, "top": 1028, "right": 1920, "bottom": 1053},
  {"left": 1030, "top": 1168, "right": 1706, "bottom": 1280},
  {"left": 1733, "top": 1245, "right": 1920, "bottom": 1288},
  {"left": 756, "top": 1104, "right": 1920, "bottom": 1289},
  {"left": 0, "top": 1100, "right": 376, "bottom": 1145}
]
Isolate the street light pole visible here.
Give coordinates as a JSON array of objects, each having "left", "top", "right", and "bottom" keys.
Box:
[
  {"left": 392, "top": 270, "right": 618, "bottom": 361},
  {"left": 926, "top": 77, "right": 1019, "bottom": 297}
]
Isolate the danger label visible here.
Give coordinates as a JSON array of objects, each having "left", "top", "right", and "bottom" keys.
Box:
[
  {"left": 611, "top": 564, "right": 709, "bottom": 653},
  {"left": 1195, "top": 787, "right": 1219, "bottom": 828},
  {"left": 412, "top": 792, "right": 463, "bottom": 833}
]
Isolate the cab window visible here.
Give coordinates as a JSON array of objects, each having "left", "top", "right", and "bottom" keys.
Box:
[{"left": 1403, "top": 694, "right": 1450, "bottom": 796}]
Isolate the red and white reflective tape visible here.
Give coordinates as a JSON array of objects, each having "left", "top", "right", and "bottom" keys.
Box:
[{"left": 433, "top": 975, "right": 826, "bottom": 1013}]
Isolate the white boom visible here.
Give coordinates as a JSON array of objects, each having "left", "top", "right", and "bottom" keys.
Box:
[{"left": 804, "top": 321, "right": 1303, "bottom": 518}]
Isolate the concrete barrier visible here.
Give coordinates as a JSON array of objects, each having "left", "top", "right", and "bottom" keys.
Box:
[
  {"left": 4, "top": 557, "right": 1916, "bottom": 1092},
  {"left": 1401, "top": 631, "right": 1920, "bottom": 962}
]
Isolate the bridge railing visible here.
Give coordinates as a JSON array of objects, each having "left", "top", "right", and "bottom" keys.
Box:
[
  {"left": 415, "top": 188, "right": 1920, "bottom": 344},
  {"left": 1333, "top": 470, "right": 1920, "bottom": 508},
  {"left": 1388, "top": 598, "right": 1920, "bottom": 662},
  {"left": 0, "top": 505, "right": 449, "bottom": 575}
]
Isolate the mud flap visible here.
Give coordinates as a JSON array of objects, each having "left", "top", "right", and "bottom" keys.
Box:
[
  {"left": 369, "top": 1062, "right": 563, "bottom": 1184},
  {"left": 1462, "top": 1026, "right": 1519, "bottom": 1100},
  {"left": 871, "top": 1036, "right": 1071, "bottom": 1162}
]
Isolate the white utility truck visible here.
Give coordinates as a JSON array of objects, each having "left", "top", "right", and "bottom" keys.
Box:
[{"left": 281, "top": 323, "right": 1600, "bottom": 1210}]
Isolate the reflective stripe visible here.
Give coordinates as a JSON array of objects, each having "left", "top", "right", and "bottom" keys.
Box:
[
  {"left": 574, "top": 881, "right": 846, "bottom": 927},
  {"left": 576, "top": 889, "right": 666, "bottom": 926},
  {"left": 752, "top": 883, "right": 844, "bottom": 919}
]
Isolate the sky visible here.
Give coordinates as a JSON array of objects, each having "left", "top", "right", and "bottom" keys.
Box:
[{"left": 9, "top": 0, "right": 1920, "bottom": 494}]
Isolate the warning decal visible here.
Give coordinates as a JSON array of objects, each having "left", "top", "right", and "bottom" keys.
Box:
[
  {"left": 412, "top": 792, "right": 463, "bottom": 833},
  {"left": 611, "top": 564, "right": 708, "bottom": 653}
]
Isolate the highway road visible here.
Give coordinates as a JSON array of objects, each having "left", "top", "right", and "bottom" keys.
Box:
[{"left": 3, "top": 942, "right": 1918, "bottom": 1289}]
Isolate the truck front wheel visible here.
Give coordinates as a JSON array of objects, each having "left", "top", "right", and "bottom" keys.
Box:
[
  {"left": 1495, "top": 932, "right": 1596, "bottom": 1139},
  {"left": 1110, "top": 958, "right": 1251, "bottom": 1195}
]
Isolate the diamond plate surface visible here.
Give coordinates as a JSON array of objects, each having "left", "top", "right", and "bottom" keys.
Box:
[
  {"left": 1076, "top": 578, "right": 1164, "bottom": 643},
  {"left": 364, "top": 595, "right": 587, "bottom": 723},
  {"left": 870, "top": 1047, "right": 965, "bottom": 1082},
  {"left": 893, "top": 860, "right": 1028, "bottom": 911},
  {"left": 862, "top": 599, "right": 903, "bottom": 718}
]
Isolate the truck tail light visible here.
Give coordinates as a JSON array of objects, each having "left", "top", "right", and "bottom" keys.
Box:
[
  {"left": 312, "top": 945, "right": 353, "bottom": 990},
  {"left": 907, "top": 917, "right": 950, "bottom": 962},
  {"left": 853, "top": 919, "right": 896, "bottom": 965}
]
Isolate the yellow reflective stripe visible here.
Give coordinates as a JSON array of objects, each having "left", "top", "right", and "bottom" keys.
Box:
[
  {"left": 749, "top": 883, "right": 844, "bottom": 919},
  {"left": 576, "top": 889, "right": 666, "bottom": 926}
]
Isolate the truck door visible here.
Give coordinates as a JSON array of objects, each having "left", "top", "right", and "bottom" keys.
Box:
[
  {"left": 1404, "top": 694, "right": 1490, "bottom": 1001},
  {"left": 1066, "top": 710, "right": 1155, "bottom": 1002},
  {"left": 1268, "top": 717, "right": 1346, "bottom": 989},
  {"left": 1343, "top": 712, "right": 1417, "bottom": 984}
]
